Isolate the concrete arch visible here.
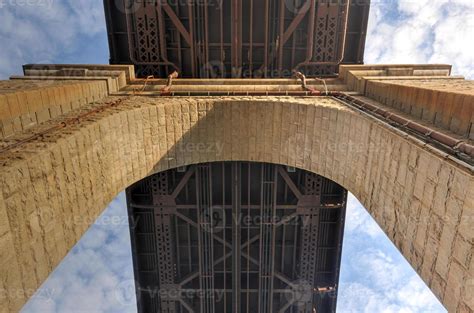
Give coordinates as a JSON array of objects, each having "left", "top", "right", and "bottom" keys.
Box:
[{"left": 0, "top": 96, "right": 472, "bottom": 312}]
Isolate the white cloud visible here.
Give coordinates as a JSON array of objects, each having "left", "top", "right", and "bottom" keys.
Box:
[
  {"left": 0, "top": 1, "right": 107, "bottom": 78},
  {"left": 355, "top": 249, "right": 407, "bottom": 290},
  {"left": 68, "top": 0, "right": 108, "bottom": 35},
  {"left": 79, "top": 228, "right": 108, "bottom": 250},
  {"left": 22, "top": 193, "right": 136, "bottom": 313},
  {"left": 338, "top": 194, "right": 446, "bottom": 313},
  {"left": 365, "top": 0, "right": 474, "bottom": 78},
  {"left": 339, "top": 266, "right": 439, "bottom": 312},
  {"left": 21, "top": 194, "right": 447, "bottom": 313},
  {"left": 338, "top": 276, "right": 446, "bottom": 313},
  {"left": 345, "top": 194, "right": 383, "bottom": 238}
]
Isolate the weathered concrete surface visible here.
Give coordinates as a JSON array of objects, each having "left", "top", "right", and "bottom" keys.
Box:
[
  {"left": 0, "top": 65, "right": 134, "bottom": 139},
  {"left": 0, "top": 95, "right": 472, "bottom": 312},
  {"left": 364, "top": 78, "right": 474, "bottom": 139},
  {"left": 0, "top": 79, "right": 108, "bottom": 138},
  {"left": 0, "top": 63, "right": 473, "bottom": 312}
]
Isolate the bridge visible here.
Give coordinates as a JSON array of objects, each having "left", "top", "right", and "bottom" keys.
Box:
[{"left": 0, "top": 63, "right": 472, "bottom": 312}]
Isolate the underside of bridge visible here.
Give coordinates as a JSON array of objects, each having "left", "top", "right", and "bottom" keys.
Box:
[
  {"left": 0, "top": 1, "right": 472, "bottom": 313},
  {"left": 109, "top": 0, "right": 364, "bottom": 311},
  {"left": 127, "top": 162, "right": 346, "bottom": 313},
  {"left": 104, "top": 0, "right": 370, "bottom": 78}
]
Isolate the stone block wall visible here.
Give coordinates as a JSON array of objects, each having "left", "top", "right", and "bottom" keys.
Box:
[
  {"left": 0, "top": 64, "right": 472, "bottom": 312},
  {"left": 0, "top": 80, "right": 108, "bottom": 138},
  {"left": 0, "top": 65, "right": 134, "bottom": 139},
  {"left": 365, "top": 78, "right": 474, "bottom": 138}
]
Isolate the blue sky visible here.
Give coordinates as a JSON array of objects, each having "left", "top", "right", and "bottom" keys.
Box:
[
  {"left": 1, "top": 0, "right": 472, "bottom": 312},
  {"left": 21, "top": 193, "right": 448, "bottom": 313}
]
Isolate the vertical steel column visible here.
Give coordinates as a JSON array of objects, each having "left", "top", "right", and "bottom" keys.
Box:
[
  {"left": 304, "top": 0, "right": 343, "bottom": 74},
  {"left": 203, "top": 0, "right": 210, "bottom": 76},
  {"left": 134, "top": 4, "right": 160, "bottom": 64},
  {"left": 156, "top": 2, "right": 170, "bottom": 74},
  {"left": 152, "top": 172, "right": 177, "bottom": 313},
  {"left": 249, "top": 0, "right": 254, "bottom": 76},
  {"left": 263, "top": 0, "right": 270, "bottom": 77},
  {"left": 231, "top": 0, "right": 242, "bottom": 77},
  {"left": 278, "top": 0, "right": 285, "bottom": 72},
  {"left": 296, "top": 173, "right": 323, "bottom": 313},
  {"left": 196, "top": 165, "right": 215, "bottom": 313},
  {"left": 232, "top": 163, "right": 242, "bottom": 313},
  {"left": 331, "top": 189, "right": 347, "bottom": 312},
  {"left": 194, "top": 0, "right": 207, "bottom": 77},
  {"left": 258, "top": 164, "right": 277, "bottom": 313},
  {"left": 188, "top": 2, "right": 196, "bottom": 76}
]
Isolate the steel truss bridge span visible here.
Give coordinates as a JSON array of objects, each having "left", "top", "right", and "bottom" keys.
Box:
[{"left": 127, "top": 161, "right": 347, "bottom": 313}]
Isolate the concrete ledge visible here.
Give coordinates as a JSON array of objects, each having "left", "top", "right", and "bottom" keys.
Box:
[
  {"left": 10, "top": 75, "right": 121, "bottom": 94},
  {"left": 22, "top": 64, "right": 136, "bottom": 83},
  {"left": 339, "top": 64, "right": 453, "bottom": 81}
]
